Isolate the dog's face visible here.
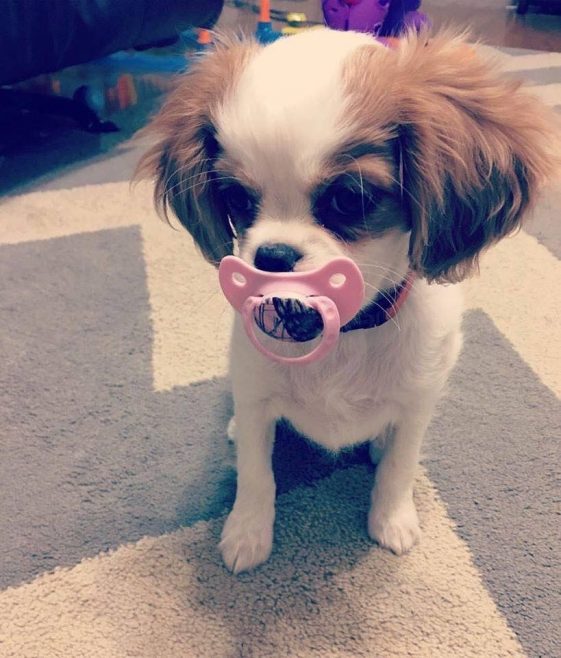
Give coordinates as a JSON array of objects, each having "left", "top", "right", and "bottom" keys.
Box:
[
  {"left": 213, "top": 30, "right": 411, "bottom": 300},
  {"left": 139, "top": 29, "right": 558, "bottom": 298}
]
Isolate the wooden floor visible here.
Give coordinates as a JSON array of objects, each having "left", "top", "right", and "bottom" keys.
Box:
[{"left": 218, "top": 0, "right": 561, "bottom": 52}]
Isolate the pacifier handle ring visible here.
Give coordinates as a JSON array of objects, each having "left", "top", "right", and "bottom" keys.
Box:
[{"left": 242, "top": 296, "right": 340, "bottom": 365}]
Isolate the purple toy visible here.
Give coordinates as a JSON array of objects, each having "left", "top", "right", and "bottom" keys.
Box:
[{"left": 322, "top": 0, "right": 430, "bottom": 37}]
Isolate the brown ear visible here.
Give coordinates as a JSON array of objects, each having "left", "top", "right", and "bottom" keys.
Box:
[
  {"left": 394, "top": 32, "right": 561, "bottom": 282},
  {"left": 135, "top": 37, "right": 258, "bottom": 265}
]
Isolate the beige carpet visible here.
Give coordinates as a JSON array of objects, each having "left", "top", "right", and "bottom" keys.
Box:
[{"left": 1, "top": 468, "right": 524, "bottom": 658}]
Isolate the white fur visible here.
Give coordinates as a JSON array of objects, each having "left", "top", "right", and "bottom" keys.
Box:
[
  {"left": 217, "top": 29, "right": 381, "bottom": 194},
  {"left": 215, "top": 30, "right": 464, "bottom": 573}
]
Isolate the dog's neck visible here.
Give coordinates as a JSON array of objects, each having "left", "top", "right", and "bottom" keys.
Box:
[{"left": 341, "top": 272, "right": 415, "bottom": 333}]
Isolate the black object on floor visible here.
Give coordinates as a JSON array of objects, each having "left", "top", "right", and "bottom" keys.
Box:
[{"left": 0, "top": 88, "right": 119, "bottom": 134}]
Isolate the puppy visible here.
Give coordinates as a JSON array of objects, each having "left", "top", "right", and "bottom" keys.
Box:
[{"left": 139, "top": 29, "right": 558, "bottom": 573}]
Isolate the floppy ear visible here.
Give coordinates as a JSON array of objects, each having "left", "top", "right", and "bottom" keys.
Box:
[
  {"left": 136, "top": 38, "right": 258, "bottom": 266},
  {"left": 395, "top": 32, "right": 561, "bottom": 282}
]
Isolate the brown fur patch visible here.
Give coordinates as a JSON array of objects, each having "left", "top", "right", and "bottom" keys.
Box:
[
  {"left": 136, "top": 35, "right": 260, "bottom": 265},
  {"left": 323, "top": 142, "right": 396, "bottom": 189},
  {"left": 343, "top": 31, "right": 561, "bottom": 282}
]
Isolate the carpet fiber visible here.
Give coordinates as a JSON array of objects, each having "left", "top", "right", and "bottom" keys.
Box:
[{"left": 1, "top": 46, "right": 560, "bottom": 658}]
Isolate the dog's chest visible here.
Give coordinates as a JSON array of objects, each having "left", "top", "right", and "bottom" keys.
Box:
[{"left": 275, "top": 341, "right": 398, "bottom": 449}]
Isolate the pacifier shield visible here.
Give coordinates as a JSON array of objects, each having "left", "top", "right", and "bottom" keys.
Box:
[
  {"left": 254, "top": 297, "right": 324, "bottom": 343},
  {"left": 219, "top": 254, "right": 364, "bottom": 364}
]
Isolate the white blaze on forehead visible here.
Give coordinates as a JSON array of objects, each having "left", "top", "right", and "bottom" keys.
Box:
[{"left": 216, "top": 29, "right": 381, "bottom": 191}]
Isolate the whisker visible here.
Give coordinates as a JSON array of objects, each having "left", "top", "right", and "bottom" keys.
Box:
[
  {"left": 363, "top": 281, "right": 402, "bottom": 331},
  {"left": 363, "top": 279, "right": 400, "bottom": 312},
  {"left": 355, "top": 261, "right": 404, "bottom": 279},
  {"left": 353, "top": 261, "right": 407, "bottom": 285},
  {"left": 342, "top": 154, "right": 367, "bottom": 220},
  {"left": 165, "top": 174, "right": 237, "bottom": 199},
  {"left": 198, "top": 289, "right": 226, "bottom": 312},
  {"left": 386, "top": 169, "right": 425, "bottom": 214},
  {"left": 160, "top": 157, "right": 215, "bottom": 195}
]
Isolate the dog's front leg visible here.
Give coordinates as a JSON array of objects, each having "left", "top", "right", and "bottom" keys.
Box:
[
  {"left": 368, "top": 408, "right": 433, "bottom": 555},
  {"left": 219, "top": 405, "right": 276, "bottom": 574}
]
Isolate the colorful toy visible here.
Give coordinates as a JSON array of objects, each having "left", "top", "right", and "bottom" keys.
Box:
[
  {"left": 255, "top": 0, "right": 283, "bottom": 44},
  {"left": 196, "top": 28, "right": 213, "bottom": 49},
  {"left": 281, "top": 13, "right": 314, "bottom": 36},
  {"left": 322, "top": 0, "right": 430, "bottom": 37},
  {"left": 219, "top": 256, "right": 365, "bottom": 365}
]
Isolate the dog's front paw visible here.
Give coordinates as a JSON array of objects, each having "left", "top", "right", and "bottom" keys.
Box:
[
  {"left": 368, "top": 496, "right": 420, "bottom": 555},
  {"left": 219, "top": 509, "right": 273, "bottom": 574}
]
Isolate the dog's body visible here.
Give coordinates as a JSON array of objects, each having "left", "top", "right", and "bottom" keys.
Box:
[
  {"left": 140, "top": 28, "right": 558, "bottom": 573},
  {"left": 224, "top": 278, "right": 463, "bottom": 569},
  {"left": 231, "top": 280, "right": 462, "bottom": 457}
]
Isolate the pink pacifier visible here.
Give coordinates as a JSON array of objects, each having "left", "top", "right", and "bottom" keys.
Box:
[{"left": 218, "top": 255, "right": 365, "bottom": 365}]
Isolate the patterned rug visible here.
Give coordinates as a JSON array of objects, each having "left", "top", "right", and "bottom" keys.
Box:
[{"left": 1, "top": 46, "right": 560, "bottom": 658}]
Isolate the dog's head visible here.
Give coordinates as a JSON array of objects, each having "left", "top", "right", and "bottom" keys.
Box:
[{"left": 138, "top": 29, "right": 559, "bottom": 297}]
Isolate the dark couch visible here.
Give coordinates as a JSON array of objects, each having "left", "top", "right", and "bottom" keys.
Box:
[{"left": 1, "top": 0, "right": 224, "bottom": 85}]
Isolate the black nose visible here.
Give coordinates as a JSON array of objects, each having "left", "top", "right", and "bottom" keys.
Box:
[{"left": 254, "top": 243, "right": 303, "bottom": 272}]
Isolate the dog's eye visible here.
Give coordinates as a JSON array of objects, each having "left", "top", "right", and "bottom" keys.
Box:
[
  {"left": 221, "top": 183, "right": 257, "bottom": 217},
  {"left": 313, "top": 180, "right": 378, "bottom": 240},
  {"left": 329, "top": 184, "right": 373, "bottom": 217}
]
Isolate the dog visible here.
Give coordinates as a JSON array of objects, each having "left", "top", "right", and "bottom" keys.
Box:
[{"left": 138, "top": 28, "right": 558, "bottom": 573}]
